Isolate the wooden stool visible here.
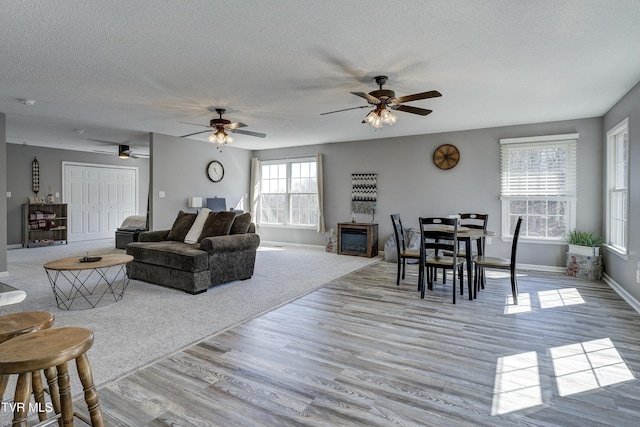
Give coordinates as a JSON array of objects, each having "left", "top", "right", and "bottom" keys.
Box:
[
  {"left": 0, "top": 311, "right": 55, "bottom": 344},
  {"left": 0, "top": 311, "right": 56, "bottom": 419},
  {"left": 0, "top": 326, "right": 104, "bottom": 427}
]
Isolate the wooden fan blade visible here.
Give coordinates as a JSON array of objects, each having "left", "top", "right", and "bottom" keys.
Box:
[
  {"left": 320, "top": 105, "right": 370, "bottom": 115},
  {"left": 179, "top": 130, "right": 211, "bottom": 138},
  {"left": 225, "top": 122, "right": 247, "bottom": 130},
  {"left": 395, "top": 90, "right": 442, "bottom": 104},
  {"left": 230, "top": 129, "right": 266, "bottom": 138},
  {"left": 393, "top": 105, "right": 433, "bottom": 116},
  {"left": 351, "top": 91, "right": 381, "bottom": 104},
  {"left": 179, "top": 121, "right": 210, "bottom": 128}
]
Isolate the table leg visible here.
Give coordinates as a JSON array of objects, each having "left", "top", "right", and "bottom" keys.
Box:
[{"left": 465, "top": 238, "right": 473, "bottom": 300}]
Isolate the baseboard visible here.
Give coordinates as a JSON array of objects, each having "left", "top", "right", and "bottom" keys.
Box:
[
  {"left": 602, "top": 273, "right": 640, "bottom": 314},
  {"left": 7, "top": 244, "right": 23, "bottom": 250},
  {"left": 0, "top": 271, "right": 8, "bottom": 278},
  {"left": 518, "top": 263, "right": 566, "bottom": 273}
]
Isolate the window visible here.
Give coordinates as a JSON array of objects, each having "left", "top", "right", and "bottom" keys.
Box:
[
  {"left": 259, "top": 158, "right": 318, "bottom": 227},
  {"left": 606, "top": 119, "right": 628, "bottom": 254},
  {"left": 500, "top": 134, "right": 578, "bottom": 241}
]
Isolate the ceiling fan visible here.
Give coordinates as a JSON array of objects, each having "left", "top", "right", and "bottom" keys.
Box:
[
  {"left": 321, "top": 75, "right": 442, "bottom": 128},
  {"left": 179, "top": 108, "right": 266, "bottom": 146},
  {"left": 93, "top": 143, "right": 149, "bottom": 159}
]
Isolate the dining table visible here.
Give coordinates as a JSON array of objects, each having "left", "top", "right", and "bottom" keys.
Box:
[{"left": 413, "top": 226, "right": 495, "bottom": 300}]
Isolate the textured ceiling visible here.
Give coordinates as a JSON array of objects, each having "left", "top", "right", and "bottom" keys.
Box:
[{"left": 2, "top": 0, "right": 640, "bottom": 155}]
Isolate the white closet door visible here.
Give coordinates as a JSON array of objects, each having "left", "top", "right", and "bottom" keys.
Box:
[{"left": 64, "top": 163, "right": 139, "bottom": 242}]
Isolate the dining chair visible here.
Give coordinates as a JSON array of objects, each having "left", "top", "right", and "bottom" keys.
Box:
[
  {"left": 390, "top": 214, "right": 421, "bottom": 287},
  {"left": 418, "top": 217, "right": 465, "bottom": 304},
  {"left": 444, "top": 214, "right": 489, "bottom": 254},
  {"left": 439, "top": 214, "right": 488, "bottom": 284},
  {"left": 473, "top": 216, "right": 523, "bottom": 304},
  {"left": 445, "top": 213, "right": 489, "bottom": 286}
]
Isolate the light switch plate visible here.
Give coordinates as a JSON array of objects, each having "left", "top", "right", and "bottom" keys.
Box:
[{"left": 159, "top": 191, "right": 165, "bottom": 198}]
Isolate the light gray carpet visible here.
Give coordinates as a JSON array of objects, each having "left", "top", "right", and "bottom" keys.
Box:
[{"left": 0, "top": 239, "right": 379, "bottom": 394}]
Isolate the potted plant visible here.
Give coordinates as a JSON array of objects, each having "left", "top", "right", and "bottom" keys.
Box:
[{"left": 566, "top": 230, "right": 604, "bottom": 257}]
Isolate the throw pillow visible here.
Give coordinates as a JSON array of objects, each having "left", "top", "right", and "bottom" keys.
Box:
[
  {"left": 198, "top": 211, "right": 236, "bottom": 241},
  {"left": 166, "top": 211, "right": 198, "bottom": 241},
  {"left": 229, "top": 212, "right": 252, "bottom": 235},
  {"left": 184, "top": 208, "right": 212, "bottom": 244}
]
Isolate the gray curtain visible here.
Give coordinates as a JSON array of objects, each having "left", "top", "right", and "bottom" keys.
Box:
[
  {"left": 316, "top": 153, "right": 326, "bottom": 233},
  {"left": 250, "top": 157, "right": 261, "bottom": 226}
]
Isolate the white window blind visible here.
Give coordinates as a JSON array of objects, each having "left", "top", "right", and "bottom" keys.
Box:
[
  {"left": 500, "top": 137, "right": 577, "bottom": 199},
  {"left": 499, "top": 134, "right": 578, "bottom": 240}
]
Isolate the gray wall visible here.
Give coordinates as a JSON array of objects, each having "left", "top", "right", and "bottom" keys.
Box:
[
  {"left": 5, "top": 144, "right": 150, "bottom": 246},
  {"left": 0, "top": 113, "right": 6, "bottom": 274},
  {"left": 603, "top": 79, "right": 640, "bottom": 302},
  {"left": 148, "top": 133, "right": 253, "bottom": 230},
  {"left": 255, "top": 117, "right": 603, "bottom": 269}
]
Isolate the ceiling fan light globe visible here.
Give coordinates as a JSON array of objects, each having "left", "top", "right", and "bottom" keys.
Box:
[
  {"left": 371, "top": 112, "right": 383, "bottom": 128},
  {"left": 365, "top": 111, "right": 378, "bottom": 126},
  {"left": 380, "top": 109, "right": 397, "bottom": 125}
]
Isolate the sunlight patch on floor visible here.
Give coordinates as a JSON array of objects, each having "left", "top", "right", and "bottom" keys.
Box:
[
  {"left": 503, "top": 288, "right": 586, "bottom": 314},
  {"left": 492, "top": 338, "right": 635, "bottom": 415},
  {"left": 491, "top": 352, "right": 542, "bottom": 415},
  {"left": 550, "top": 338, "right": 635, "bottom": 396},
  {"left": 538, "top": 288, "right": 585, "bottom": 309},
  {"left": 258, "top": 246, "right": 286, "bottom": 251},
  {"left": 504, "top": 293, "right": 531, "bottom": 314}
]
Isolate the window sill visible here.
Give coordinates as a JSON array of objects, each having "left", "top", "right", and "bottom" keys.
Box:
[
  {"left": 604, "top": 244, "right": 629, "bottom": 260},
  {"left": 500, "top": 236, "right": 567, "bottom": 245},
  {"left": 257, "top": 223, "right": 317, "bottom": 230}
]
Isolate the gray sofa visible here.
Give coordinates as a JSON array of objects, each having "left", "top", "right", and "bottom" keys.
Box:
[{"left": 126, "top": 210, "right": 260, "bottom": 294}]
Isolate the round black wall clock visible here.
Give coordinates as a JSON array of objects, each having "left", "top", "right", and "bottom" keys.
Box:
[
  {"left": 433, "top": 144, "right": 460, "bottom": 170},
  {"left": 206, "top": 160, "right": 224, "bottom": 182}
]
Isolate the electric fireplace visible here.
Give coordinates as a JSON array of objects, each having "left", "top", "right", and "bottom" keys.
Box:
[{"left": 337, "top": 222, "right": 378, "bottom": 258}]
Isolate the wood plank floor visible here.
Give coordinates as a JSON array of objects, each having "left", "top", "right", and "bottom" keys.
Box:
[{"left": 84, "top": 261, "right": 640, "bottom": 426}]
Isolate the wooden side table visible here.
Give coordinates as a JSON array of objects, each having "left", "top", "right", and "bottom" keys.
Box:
[{"left": 43, "top": 254, "right": 133, "bottom": 310}]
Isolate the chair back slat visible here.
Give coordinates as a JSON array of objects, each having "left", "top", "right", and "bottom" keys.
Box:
[
  {"left": 459, "top": 213, "right": 489, "bottom": 230},
  {"left": 419, "top": 217, "right": 458, "bottom": 257}
]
